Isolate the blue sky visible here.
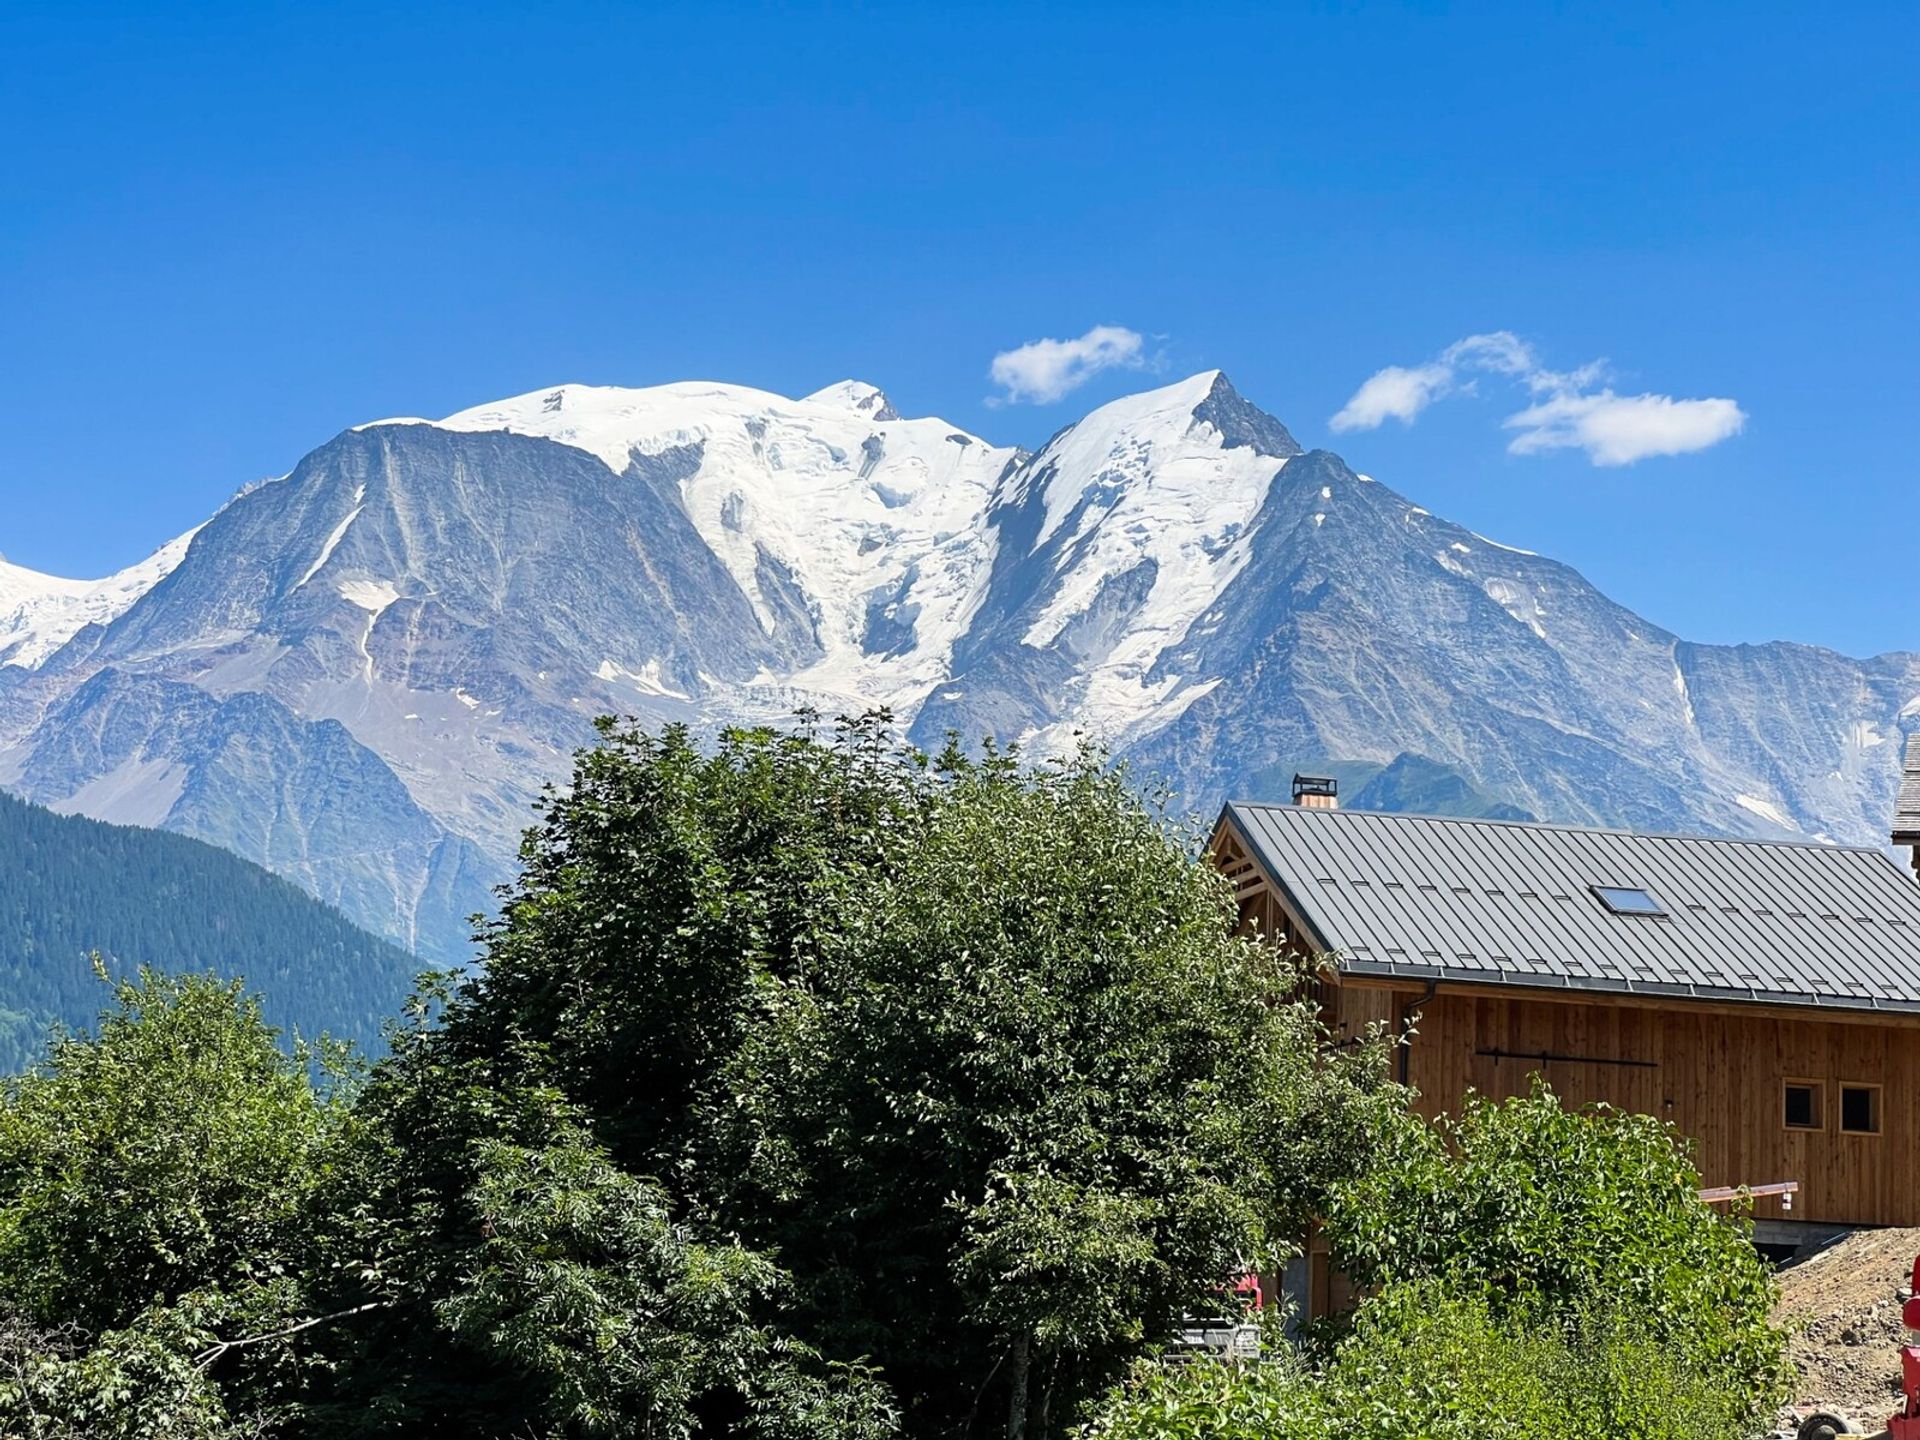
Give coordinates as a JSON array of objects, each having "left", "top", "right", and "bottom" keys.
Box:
[{"left": 3, "top": 2, "right": 1914, "bottom": 655}]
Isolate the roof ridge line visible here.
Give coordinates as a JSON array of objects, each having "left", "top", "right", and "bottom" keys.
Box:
[{"left": 1220, "top": 799, "right": 1891, "bottom": 857}]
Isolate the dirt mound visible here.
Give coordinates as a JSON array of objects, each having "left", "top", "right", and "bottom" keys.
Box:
[{"left": 1773, "top": 1227, "right": 1920, "bottom": 1430}]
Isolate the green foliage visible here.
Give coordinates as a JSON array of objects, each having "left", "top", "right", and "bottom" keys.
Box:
[
  {"left": 1086, "top": 1079, "right": 1793, "bottom": 1440},
  {"left": 455, "top": 712, "right": 927, "bottom": 1171},
  {"left": 0, "top": 1300, "right": 284, "bottom": 1440},
  {"left": 1080, "top": 1353, "right": 1322, "bottom": 1440},
  {"left": 438, "top": 1124, "right": 896, "bottom": 1440},
  {"left": 686, "top": 730, "right": 1402, "bottom": 1434},
  {"left": 1085, "top": 1283, "right": 1766, "bottom": 1440},
  {"left": 1320, "top": 1282, "right": 1762, "bottom": 1440},
  {"left": 1321, "top": 1079, "right": 1788, "bottom": 1402},
  {"left": 0, "top": 969, "right": 346, "bottom": 1332},
  {"left": 0, "top": 787, "right": 417, "bottom": 1070},
  {"left": 0, "top": 971, "right": 344, "bottom": 1437},
  {"left": 289, "top": 1009, "right": 899, "bottom": 1439},
  {"left": 401, "top": 715, "right": 1403, "bottom": 1437}
]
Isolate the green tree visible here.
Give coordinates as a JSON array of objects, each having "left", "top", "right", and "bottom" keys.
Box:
[
  {"left": 292, "top": 999, "right": 898, "bottom": 1439},
  {"left": 439, "top": 1125, "right": 896, "bottom": 1440},
  {"left": 0, "top": 968, "right": 343, "bottom": 1334},
  {"left": 406, "top": 716, "right": 1404, "bottom": 1438},
  {"left": 714, "top": 740, "right": 1401, "bottom": 1438},
  {"left": 0, "top": 969, "right": 347, "bottom": 1436}
]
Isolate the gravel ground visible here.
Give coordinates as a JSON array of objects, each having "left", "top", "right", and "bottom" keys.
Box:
[{"left": 1771, "top": 1227, "right": 1920, "bottom": 1437}]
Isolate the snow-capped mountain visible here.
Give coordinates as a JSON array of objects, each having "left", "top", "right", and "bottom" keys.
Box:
[
  {"left": 1, "top": 372, "right": 1914, "bottom": 959},
  {"left": 0, "top": 530, "right": 198, "bottom": 669}
]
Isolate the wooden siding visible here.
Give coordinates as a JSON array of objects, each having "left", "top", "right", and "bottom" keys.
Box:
[
  {"left": 1215, "top": 824, "right": 1297, "bottom": 947},
  {"left": 1389, "top": 986, "right": 1920, "bottom": 1227}
]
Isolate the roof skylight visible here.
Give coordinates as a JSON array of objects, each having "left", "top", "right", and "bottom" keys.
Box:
[{"left": 1592, "top": 885, "right": 1667, "bottom": 917}]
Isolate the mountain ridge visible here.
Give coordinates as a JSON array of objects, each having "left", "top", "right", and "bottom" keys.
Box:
[{"left": 2, "top": 370, "right": 1913, "bottom": 959}]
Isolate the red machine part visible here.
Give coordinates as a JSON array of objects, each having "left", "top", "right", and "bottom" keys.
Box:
[{"left": 1892, "top": 1256, "right": 1920, "bottom": 1440}]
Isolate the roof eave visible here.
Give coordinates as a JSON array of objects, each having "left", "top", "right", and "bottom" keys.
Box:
[
  {"left": 1338, "top": 957, "right": 1920, "bottom": 1015},
  {"left": 1216, "top": 804, "right": 1337, "bottom": 954}
]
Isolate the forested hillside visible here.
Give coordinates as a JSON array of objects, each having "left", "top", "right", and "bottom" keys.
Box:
[{"left": 0, "top": 786, "right": 422, "bottom": 1068}]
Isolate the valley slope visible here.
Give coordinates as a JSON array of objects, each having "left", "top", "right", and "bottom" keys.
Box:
[
  {"left": 0, "top": 786, "right": 420, "bottom": 1070},
  {"left": 2, "top": 372, "right": 1913, "bottom": 959}
]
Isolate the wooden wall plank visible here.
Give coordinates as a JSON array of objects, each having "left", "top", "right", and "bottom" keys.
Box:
[{"left": 1401, "top": 993, "right": 1919, "bottom": 1226}]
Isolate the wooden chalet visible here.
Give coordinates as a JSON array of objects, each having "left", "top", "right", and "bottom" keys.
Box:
[{"left": 1210, "top": 772, "right": 1920, "bottom": 1242}]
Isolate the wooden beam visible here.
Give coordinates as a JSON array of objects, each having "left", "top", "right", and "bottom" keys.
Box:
[{"left": 1698, "top": 1181, "right": 1799, "bottom": 1204}]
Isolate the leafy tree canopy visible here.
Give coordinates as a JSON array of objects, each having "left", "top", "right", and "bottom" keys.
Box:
[
  {"left": 360, "top": 715, "right": 1404, "bottom": 1437},
  {"left": 0, "top": 969, "right": 348, "bottom": 1436}
]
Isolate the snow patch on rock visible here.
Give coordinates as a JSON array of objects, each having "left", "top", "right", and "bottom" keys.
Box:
[
  {"left": 1736, "top": 793, "right": 1795, "bottom": 829},
  {"left": 1483, "top": 577, "right": 1548, "bottom": 639},
  {"left": 294, "top": 490, "right": 364, "bottom": 590},
  {"left": 595, "top": 658, "right": 690, "bottom": 700},
  {"left": 338, "top": 579, "right": 399, "bottom": 614}
]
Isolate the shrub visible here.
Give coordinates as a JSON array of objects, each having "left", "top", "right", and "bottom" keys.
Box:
[
  {"left": 1084, "top": 1283, "right": 1768, "bottom": 1440},
  {"left": 1321, "top": 1079, "right": 1788, "bottom": 1408},
  {"left": 1322, "top": 1282, "right": 1764, "bottom": 1440}
]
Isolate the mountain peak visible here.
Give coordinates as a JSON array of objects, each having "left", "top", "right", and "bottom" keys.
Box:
[
  {"left": 1190, "top": 371, "right": 1301, "bottom": 459},
  {"left": 381, "top": 379, "right": 927, "bottom": 475},
  {"left": 802, "top": 379, "right": 900, "bottom": 422},
  {"left": 1044, "top": 370, "right": 1301, "bottom": 462}
]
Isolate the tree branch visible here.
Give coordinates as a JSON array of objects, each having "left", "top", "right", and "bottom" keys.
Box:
[{"left": 194, "top": 1300, "right": 395, "bottom": 1370}]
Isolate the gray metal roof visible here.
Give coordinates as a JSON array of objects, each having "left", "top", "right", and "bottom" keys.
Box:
[
  {"left": 1896, "top": 734, "right": 1920, "bottom": 843},
  {"left": 1221, "top": 801, "right": 1920, "bottom": 1013}
]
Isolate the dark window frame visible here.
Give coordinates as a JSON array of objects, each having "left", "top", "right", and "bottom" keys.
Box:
[
  {"left": 1839, "top": 1083, "right": 1882, "bottom": 1136},
  {"left": 1783, "top": 1079, "right": 1824, "bottom": 1132}
]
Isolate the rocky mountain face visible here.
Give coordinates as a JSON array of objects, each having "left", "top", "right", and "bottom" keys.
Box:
[{"left": 2, "top": 372, "right": 1914, "bottom": 959}]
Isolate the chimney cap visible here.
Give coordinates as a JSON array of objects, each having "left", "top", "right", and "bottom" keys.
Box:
[{"left": 1291, "top": 774, "right": 1338, "bottom": 803}]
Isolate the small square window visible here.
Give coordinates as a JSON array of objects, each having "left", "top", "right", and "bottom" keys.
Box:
[
  {"left": 1840, "top": 1085, "right": 1881, "bottom": 1136},
  {"left": 1592, "top": 885, "right": 1668, "bottom": 917},
  {"left": 1784, "top": 1081, "right": 1823, "bottom": 1132}
]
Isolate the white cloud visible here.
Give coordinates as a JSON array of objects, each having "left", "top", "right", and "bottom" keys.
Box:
[
  {"left": 1329, "top": 332, "right": 1537, "bottom": 433},
  {"left": 1330, "top": 329, "right": 1746, "bottom": 465},
  {"left": 1504, "top": 391, "right": 1746, "bottom": 466},
  {"left": 988, "top": 324, "right": 1146, "bottom": 405},
  {"left": 1328, "top": 361, "right": 1453, "bottom": 431}
]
